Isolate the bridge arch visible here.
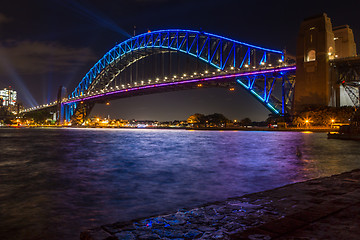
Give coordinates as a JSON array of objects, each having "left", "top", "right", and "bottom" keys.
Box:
[
  {"left": 70, "top": 29, "right": 284, "bottom": 97},
  {"left": 61, "top": 29, "right": 295, "bottom": 124}
]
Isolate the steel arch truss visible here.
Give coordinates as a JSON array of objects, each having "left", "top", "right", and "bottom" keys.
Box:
[
  {"left": 70, "top": 29, "right": 284, "bottom": 98},
  {"left": 236, "top": 70, "right": 295, "bottom": 115},
  {"left": 332, "top": 58, "right": 360, "bottom": 107}
]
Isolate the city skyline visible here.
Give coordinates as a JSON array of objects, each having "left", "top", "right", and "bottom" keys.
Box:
[{"left": 1, "top": 0, "right": 360, "bottom": 121}]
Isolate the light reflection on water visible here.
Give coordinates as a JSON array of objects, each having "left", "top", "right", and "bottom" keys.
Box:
[{"left": 0, "top": 128, "right": 359, "bottom": 240}]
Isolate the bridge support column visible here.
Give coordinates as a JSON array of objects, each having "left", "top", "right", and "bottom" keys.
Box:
[
  {"left": 294, "top": 13, "right": 359, "bottom": 112},
  {"left": 69, "top": 102, "right": 94, "bottom": 126},
  {"left": 294, "top": 13, "right": 335, "bottom": 113},
  {"left": 57, "top": 86, "right": 68, "bottom": 125}
]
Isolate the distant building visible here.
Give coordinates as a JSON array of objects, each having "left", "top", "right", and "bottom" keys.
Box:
[{"left": 0, "top": 88, "right": 17, "bottom": 106}]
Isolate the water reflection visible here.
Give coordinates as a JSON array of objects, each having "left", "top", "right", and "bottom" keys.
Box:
[{"left": 0, "top": 128, "right": 359, "bottom": 240}]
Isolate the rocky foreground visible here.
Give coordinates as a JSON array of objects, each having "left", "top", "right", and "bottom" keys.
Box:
[{"left": 81, "top": 169, "right": 360, "bottom": 240}]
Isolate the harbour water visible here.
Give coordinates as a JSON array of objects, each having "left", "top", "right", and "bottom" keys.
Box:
[{"left": 1, "top": 128, "right": 359, "bottom": 240}]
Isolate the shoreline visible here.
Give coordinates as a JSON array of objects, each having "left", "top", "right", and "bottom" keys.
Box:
[
  {"left": 185, "top": 127, "right": 334, "bottom": 132},
  {"left": 80, "top": 169, "right": 360, "bottom": 240},
  {"left": 0, "top": 125, "right": 336, "bottom": 133}
]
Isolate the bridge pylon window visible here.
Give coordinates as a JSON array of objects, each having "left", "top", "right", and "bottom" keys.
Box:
[{"left": 306, "top": 50, "right": 316, "bottom": 62}]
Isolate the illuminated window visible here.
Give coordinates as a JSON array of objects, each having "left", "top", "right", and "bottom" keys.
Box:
[
  {"left": 306, "top": 50, "right": 316, "bottom": 62},
  {"left": 328, "top": 47, "right": 334, "bottom": 60}
]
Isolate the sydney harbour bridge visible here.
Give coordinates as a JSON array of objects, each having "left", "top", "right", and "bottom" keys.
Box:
[{"left": 21, "top": 14, "right": 360, "bottom": 125}]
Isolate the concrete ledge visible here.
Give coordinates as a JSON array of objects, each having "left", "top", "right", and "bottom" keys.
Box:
[{"left": 81, "top": 169, "right": 360, "bottom": 240}]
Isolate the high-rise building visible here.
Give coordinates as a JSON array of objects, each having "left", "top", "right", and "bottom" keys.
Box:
[{"left": 0, "top": 88, "right": 17, "bottom": 107}]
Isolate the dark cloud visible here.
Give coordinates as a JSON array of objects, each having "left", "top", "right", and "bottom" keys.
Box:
[
  {"left": 0, "top": 40, "right": 96, "bottom": 107},
  {"left": 0, "top": 40, "right": 96, "bottom": 75},
  {"left": 0, "top": 13, "right": 11, "bottom": 24}
]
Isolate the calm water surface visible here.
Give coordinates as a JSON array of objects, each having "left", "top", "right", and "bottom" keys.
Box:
[{"left": 1, "top": 128, "right": 359, "bottom": 240}]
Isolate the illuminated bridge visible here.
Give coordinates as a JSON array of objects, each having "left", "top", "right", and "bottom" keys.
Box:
[{"left": 21, "top": 29, "right": 296, "bottom": 124}]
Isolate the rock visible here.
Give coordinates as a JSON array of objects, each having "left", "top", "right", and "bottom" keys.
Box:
[
  {"left": 196, "top": 225, "right": 216, "bottom": 232},
  {"left": 151, "top": 229, "right": 184, "bottom": 238},
  {"left": 184, "top": 229, "right": 203, "bottom": 238},
  {"left": 137, "top": 232, "right": 160, "bottom": 240},
  {"left": 222, "top": 222, "right": 245, "bottom": 232},
  {"left": 208, "top": 230, "right": 229, "bottom": 239},
  {"left": 114, "top": 231, "right": 136, "bottom": 240},
  {"left": 80, "top": 228, "right": 116, "bottom": 240},
  {"left": 248, "top": 234, "right": 271, "bottom": 240}
]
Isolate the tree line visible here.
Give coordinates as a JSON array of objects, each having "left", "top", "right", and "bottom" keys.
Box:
[{"left": 187, "top": 113, "right": 252, "bottom": 127}]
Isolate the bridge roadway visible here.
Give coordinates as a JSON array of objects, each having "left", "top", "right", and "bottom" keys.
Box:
[{"left": 21, "top": 65, "right": 296, "bottom": 115}]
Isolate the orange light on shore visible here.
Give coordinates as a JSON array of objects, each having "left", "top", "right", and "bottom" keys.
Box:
[
  {"left": 229, "top": 87, "right": 235, "bottom": 91},
  {"left": 197, "top": 84, "right": 202, "bottom": 87},
  {"left": 106, "top": 102, "right": 110, "bottom": 105}
]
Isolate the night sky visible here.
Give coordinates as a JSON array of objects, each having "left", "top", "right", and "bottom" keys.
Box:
[{"left": 0, "top": 0, "right": 359, "bottom": 121}]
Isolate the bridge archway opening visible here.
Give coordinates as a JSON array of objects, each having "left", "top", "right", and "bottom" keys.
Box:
[
  {"left": 89, "top": 86, "right": 272, "bottom": 123},
  {"left": 92, "top": 48, "right": 219, "bottom": 95},
  {"left": 306, "top": 49, "right": 316, "bottom": 62}
]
